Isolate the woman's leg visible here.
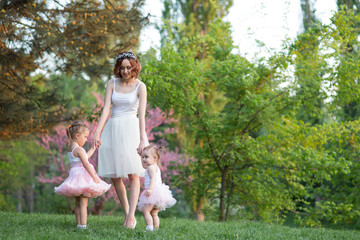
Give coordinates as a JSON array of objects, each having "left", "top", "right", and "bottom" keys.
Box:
[
  {"left": 75, "top": 197, "right": 80, "bottom": 225},
  {"left": 79, "top": 197, "right": 88, "bottom": 226},
  {"left": 150, "top": 208, "right": 160, "bottom": 229},
  {"left": 125, "top": 174, "right": 140, "bottom": 228},
  {"left": 111, "top": 177, "right": 129, "bottom": 225},
  {"left": 142, "top": 204, "right": 155, "bottom": 230}
]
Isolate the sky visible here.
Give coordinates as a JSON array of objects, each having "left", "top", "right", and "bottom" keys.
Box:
[{"left": 139, "top": 0, "right": 338, "bottom": 58}]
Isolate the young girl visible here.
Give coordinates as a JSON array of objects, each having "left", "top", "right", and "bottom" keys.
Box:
[
  {"left": 55, "top": 121, "right": 111, "bottom": 229},
  {"left": 137, "top": 145, "right": 176, "bottom": 231}
]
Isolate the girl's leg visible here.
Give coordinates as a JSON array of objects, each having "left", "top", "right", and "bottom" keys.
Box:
[
  {"left": 79, "top": 197, "right": 88, "bottom": 226},
  {"left": 125, "top": 174, "right": 140, "bottom": 228},
  {"left": 150, "top": 208, "right": 160, "bottom": 229},
  {"left": 75, "top": 197, "right": 81, "bottom": 225},
  {"left": 111, "top": 177, "right": 129, "bottom": 225},
  {"left": 142, "top": 204, "right": 155, "bottom": 230}
]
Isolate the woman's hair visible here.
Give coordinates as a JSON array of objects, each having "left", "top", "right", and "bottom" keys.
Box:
[
  {"left": 143, "top": 144, "right": 166, "bottom": 165},
  {"left": 114, "top": 52, "right": 141, "bottom": 79},
  {"left": 66, "top": 121, "right": 89, "bottom": 146}
]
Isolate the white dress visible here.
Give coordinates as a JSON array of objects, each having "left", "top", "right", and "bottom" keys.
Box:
[
  {"left": 98, "top": 78, "right": 148, "bottom": 178},
  {"left": 137, "top": 165, "right": 176, "bottom": 211},
  {"left": 55, "top": 147, "right": 111, "bottom": 198}
]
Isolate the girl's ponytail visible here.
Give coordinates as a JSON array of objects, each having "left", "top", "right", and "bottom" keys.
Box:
[
  {"left": 157, "top": 146, "right": 166, "bottom": 155},
  {"left": 66, "top": 125, "right": 72, "bottom": 146}
]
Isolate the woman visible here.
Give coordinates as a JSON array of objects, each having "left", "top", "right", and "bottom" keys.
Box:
[{"left": 93, "top": 52, "right": 148, "bottom": 229}]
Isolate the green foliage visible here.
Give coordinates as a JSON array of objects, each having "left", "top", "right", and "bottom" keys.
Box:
[
  {"left": 300, "top": 201, "right": 360, "bottom": 228},
  {"left": 143, "top": 19, "right": 293, "bottom": 221},
  {"left": 0, "top": 193, "right": 15, "bottom": 211},
  {"left": 0, "top": 73, "right": 99, "bottom": 213},
  {"left": 283, "top": 8, "right": 360, "bottom": 228},
  {"left": 0, "top": 137, "right": 48, "bottom": 212},
  {"left": 0, "top": 0, "right": 147, "bottom": 139},
  {"left": 143, "top": 7, "right": 360, "bottom": 227},
  {"left": 161, "top": 0, "right": 233, "bottom": 48},
  {"left": 49, "top": 74, "right": 99, "bottom": 112},
  {"left": 0, "top": 138, "right": 47, "bottom": 189},
  {"left": 289, "top": 26, "right": 329, "bottom": 124}
]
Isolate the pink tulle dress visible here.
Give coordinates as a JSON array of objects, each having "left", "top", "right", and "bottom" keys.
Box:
[
  {"left": 55, "top": 146, "right": 111, "bottom": 198},
  {"left": 137, "top": 165, "right": 176, "bottom": 211}
]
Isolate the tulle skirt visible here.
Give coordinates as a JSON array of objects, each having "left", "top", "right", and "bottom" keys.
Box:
[
  {"left": 54, "top": 163, "right": 111, "bottom": 198},
  {"left": 98, "top": 114, "right": 147, "bottom": 178},
  {"left": 137, "top": 183, "right": 177, "bottom": 211}
]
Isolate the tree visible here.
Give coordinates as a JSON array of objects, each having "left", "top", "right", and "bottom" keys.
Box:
[
  {"left": 0, "top": 0, "right": 148, "bottom": 139},
  {"left": 337, "top": 0, "right": 360, "bottom": 10},
  {"left": 143, "top": 19, "right": 293, "bottom": 221},
  {"left": 0, "top": 137, "right": 48, "bottom": 212},
  {"left": 143, "top": 9, "right": 360, "bottom": 225},
  {"left": 161, "top": 0, "right": 232, "bottom": 59},
  {"left": 162, "top": 0, "right": 232, "bottom": 34},
  {"left": 296, "top": 0, "right": 328, "bottom": 126},
  {"left": 289, "top": 7, "right": 360, "bottom": 228},
  {"left": 336, "top": 2, "right": 360, "bottom": 121},
  {"left": 301, "top": 0, "right": 318, "bottom": 32},
  {"left": 158, "top": 0, "right": 233, "bottom": 220}
]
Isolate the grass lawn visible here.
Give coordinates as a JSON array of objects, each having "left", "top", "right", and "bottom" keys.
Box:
[{"left": 0, "top": 211, "right": 359, "bottom": 240}]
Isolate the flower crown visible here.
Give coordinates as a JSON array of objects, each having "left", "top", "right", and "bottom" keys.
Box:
[{"left": 115, "top": 52, "right": 136, "bottom": 61}]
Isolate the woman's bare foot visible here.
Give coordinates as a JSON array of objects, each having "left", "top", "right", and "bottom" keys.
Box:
[{"left": 125, "top": 215, "right": 136, "bottom": 229}]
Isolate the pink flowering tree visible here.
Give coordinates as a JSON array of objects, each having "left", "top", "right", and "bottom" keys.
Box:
[{"left": 38, "top": 92, "right": 184, "bottom": 215}]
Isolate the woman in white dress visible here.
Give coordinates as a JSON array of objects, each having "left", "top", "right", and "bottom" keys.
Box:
[{"left": 93, "top": 52, "right": 148, "bottom": 229}]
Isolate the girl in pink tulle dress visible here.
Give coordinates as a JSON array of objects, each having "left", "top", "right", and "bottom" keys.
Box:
[
  {"left": 55, "top": 121, "right": 111, "bottom": 229},
  {"left": 137, "top": 145, "right": 176, "bottom": 231}
]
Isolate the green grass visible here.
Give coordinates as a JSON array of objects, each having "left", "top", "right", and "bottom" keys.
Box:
[{"left": 0, "top": 212, "right": 359, "bottom": 240}]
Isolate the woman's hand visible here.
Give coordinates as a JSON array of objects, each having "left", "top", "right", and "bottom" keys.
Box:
[{"left": 137, "top": 139, "right": 146, "bottom": 156}]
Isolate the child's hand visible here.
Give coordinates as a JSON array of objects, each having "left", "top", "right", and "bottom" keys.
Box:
[
  {"left": 95, "top": 177, "right": 100, "bottom": 184},
  {"left": 91, "top": 141, "right": 101, "bottom": 151},
  {"left": 93, "top": 138, "right": 102, "bottom": 148},
  {"left": 145, "top": 189, "right": 152, "bottom": 197}
]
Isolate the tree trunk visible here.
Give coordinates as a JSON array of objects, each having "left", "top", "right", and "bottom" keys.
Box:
[
  {"left": 106, "top": 205, "right": 119, "bottom": 215},
  {"left": 301, "top": 0, "right": 315, "bottom": 32},
  {"left": 315, "top": 194, "right": 321, "bottom": 209},
  {"left": 17, "top": 188, "right": 22, "bottom": 213},
  {"left": 219, "top": 166, "right": 228, "bottom": 222},
  {"left": 27, "top": 185, "right": 34, "bottom": 213},
  {"left": 195, "top": 199, "right": 205, "bottom": 221},
  {"left": 225, "top": 181, "right": 235, "bottom": 221},
  {"left": 28, "top": 169, "right": 34, "bottom": 213},
  {"left": 67, "top": 198, "right": 74, "bottom": 213},
  {"left": 90, "top": 197, "right": 105, "bottom": 215}
]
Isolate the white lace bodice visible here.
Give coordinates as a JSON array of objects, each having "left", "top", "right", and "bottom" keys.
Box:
[
  {"left": 67, "top": 146, "right": 86, "bottom": 166},
  {"left": 111, "top": 78, "right": 141, "bottom": 117},
  {"left": 144, "top": 166, "right": 162, "bottom": 189}
]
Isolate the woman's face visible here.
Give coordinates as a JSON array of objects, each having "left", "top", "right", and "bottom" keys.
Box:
[{"left": 120, "top": 59, "right": 132, "bottom": 80}]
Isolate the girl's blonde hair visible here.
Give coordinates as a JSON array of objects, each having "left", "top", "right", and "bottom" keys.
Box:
[
  {"left": 66, "top": 121, "right": 89, "bottom": 146},
  {"left": 143, "top": 144, "right": 166, "bottom": 166}
]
